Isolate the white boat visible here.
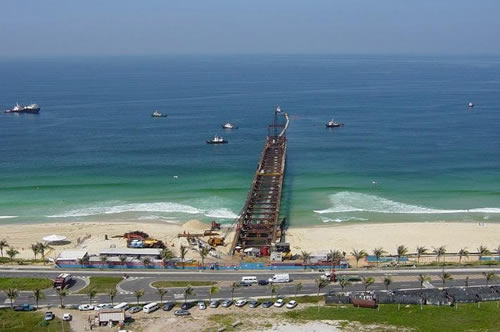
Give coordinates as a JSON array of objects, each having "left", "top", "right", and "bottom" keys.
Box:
[
  {"left": 468, "top": 102, "right": 474, "bottom": 108},
  {"left": 326, "top": 119, "right": 344, "bottom": 128},
  {"left": 152, "top": 111, "right": 167, "bottom": 117},
  {"left": 4, "top": 102, "right": 40, "bottom": 114},
  {"left": 222, "top": 122, "right": 238, "bottom": 129},
  {"left": 206, "top": 134, "right": 228, "bottom": 144}
]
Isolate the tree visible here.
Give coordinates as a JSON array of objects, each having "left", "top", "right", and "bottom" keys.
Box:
[
  {"left": 396, "top": 245, "right": 408, "bottom": 266},
  {"left": 119, "top": 255, "right": 127, "bottom": 269},
  {"left": 372, "top": 248, "right": 386, "bottom": 267},
  {"left": 31, "top": 243, "right": 40, "bottom": 260},
  {"left": 0, "top": 239, "right": 8, "bottom": 257},
  {"left": 37, "top": 242, "right": 52, "bottom": 263},
  {"left": 231, "top": 282, "right": 238, "bottom": 301},
  {"left": 433, "top": 246, "right": 446, "bottom": 264},
  {"left": 157, "top": 288, "right": 167, "bottom": 304},
  {"left": 183, "top": 286, "right": 194, "bottom": 303},
  {"left": 199, "top": 247, "right": 209, "bottom": 269},
  {"left": 269, "top": 284, "right": 278, "bottom": 300},
  {"left": 86, "top": 288, "right": 97, "bottom": 305},
  {"left": 107, "top": 288, "right": 117, "bottom": 305},
  {"left": 458, "top": 248, "right": 469, "bottom": 264},
  {"left": 6, "top": 288, "right": 18, "bottom": 309},
  {"left": 350, "top": 249, "right": 368, "bottom": 268},
  {"left": 209, "top": 285, "right": 220, "bottom": 302},
  {"left": 295, "top": 282, "right": 303, "bottom": 299},
  {"left": 142, "top": 257, "right": 152, "bottom": 268},
  {"left": 180, "top": 245, "right": 188, "bottom": 269},
  {"left": 56, "top": 289, "right": 68, "bottom": 308},
  {"left": 315, "top": 279, "right": 329, "bottom": 312},
  {"left": 301, "top": 251, "right": 311, "bottom": 269},
  {"left": 161, "top": 248, "right": 175, "bottom": 261},
  {"left": 134, "top": 289, "right": 145, "bottom": 305},
  {"left": 478, "top": 245, "right": 491, "bottom": 261},
  {"left": 32, "top": 288, "right": 45, "bottom": 309},
  {"left": 338, "top": 278, "right": 351, "bottom": 292},
  {"left": 416, "top": 246, "right": 428, "bottom": 265},
  {"left": 482, "top": 272, "right": 496, "bottom": 286},
  {"left": 78, "top": 255, "right": 90, "bottom": 268},
  {"left": 418, "top": 274, "right": 431, "bottom": 289},
  {"left": 100, "top": 255, "right": 108, "bottom": 269},
  {"left": 383, "top": 276, "right": 392, "bottom": 291},
  {"left": 6, "top": 247, "right": 19, "bottom": 261},
  {"left": 439, "top": 271, "right": 453, "bottom": 288},
  {"left": 362, "top": 276, "right": 375, "bottom": 291},
  {"left": 328, "top": 249, "right": 342, "bottom": 271},
  {"left": 464, "top": 276, "right": 469, "bottom": 288}
]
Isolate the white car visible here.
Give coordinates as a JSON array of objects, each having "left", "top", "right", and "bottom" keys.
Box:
[
  {"left": 62, "top": 313, "right": 72, "bottom": 321},
  {"left": 286, "top": 300, "right": 298, "bottom": 309},
  {"left": 235, "top": 299, "right": 247, "bottom": 307},
  {"left": 78, "top": 304, "right": 95, "bottom": 311},
  {"left": 274, "top": 299, "right": 285, "bottom": 307},
  {"left": 198, "top": 301, "right": 206, "bottom": 310},
  {"left": 94, "top": 303, "right": 113, "bottom": 311}
]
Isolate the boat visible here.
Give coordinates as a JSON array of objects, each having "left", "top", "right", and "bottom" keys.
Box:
[
  {"left": 4, "top": 103, "right": 40, "bottom": 114},
  {"left": 206, "top": 134, "right": 228, "bottom": 144},
  {"left": 468, "top": 102, "right": 474, "bottom": 108},
  {"left": 222, "top": 122, "right": 238, "bottom": 129},
  {"left": 152, "top": 111, "right": 167, "bottom": 117},
  {"left": 326, "top": 119, "right": 344, "bottom": 128}
]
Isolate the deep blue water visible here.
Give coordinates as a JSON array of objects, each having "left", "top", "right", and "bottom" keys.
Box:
[{"left": 0, "top": 55, "right": 499, "bottom": 225}]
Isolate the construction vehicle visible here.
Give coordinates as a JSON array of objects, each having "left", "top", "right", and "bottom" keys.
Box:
[
  {"left": 143, "top": 239, "right": 166, "bottom": 249},
  {"left": 208, "top": 237, "right": 225, "bottom": 247},
  {"left": 210, "top": 221, "right": 221, "bottom": 231},
  {"left": 120, "top": 231, "right": 149, "bottom": 241}
]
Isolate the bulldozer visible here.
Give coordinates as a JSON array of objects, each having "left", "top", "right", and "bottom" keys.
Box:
[
  {"left": 208, "top": 237, "right": 225, "bottom": 247},
  {"left": 143, "top": 239, "right": 166, "bottom": 249}
]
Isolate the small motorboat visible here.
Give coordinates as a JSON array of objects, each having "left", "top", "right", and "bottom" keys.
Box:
[
  {"left": 468, "top": 102, "right": 474, "bottom": 108},
  {"left": 222, "top": 122, "right": 238, "bottom": 129},
  {"left": 152, "top": 111, "right": 167, "bottom": 117},
  {"left": 206, "top": 134, "right": 228, "bottom": 144},
  {"left": 326, "top": 119, "right": 344, "bottom": 128}
]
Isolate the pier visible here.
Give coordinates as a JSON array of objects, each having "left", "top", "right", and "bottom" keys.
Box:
[{"left": 229, "top": 107, "right": 289, "bottom": 255}]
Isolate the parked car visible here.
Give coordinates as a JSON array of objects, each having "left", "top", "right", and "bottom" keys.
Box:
[
  {"left": 274, "top": 299, "right": 285, "bottom": 307},
  {"left": 44, "top": 312, "right": 55, "bottom": 321},
  {"left": 78, "top": 304, "right": 95, "bottom": 311},
  {"left": 94, "top": 303, "right": 113, "bottom": 311},
  {"left": 62, "top": 313, "right": 72, "bottom": 321},
  {"left": 128, "top": 306, "right": 142, "bottom": 314},
  {"left": 286, "top": 300, "right": 298, "bottom": 309},
  {"left": 221, "top": 299, "right": 233, "bottom": 308},
  {"left": 13, "top": 304, "right": 35, "bottom": 311},
  {"left": 209, "top": 300, "right": 220, "bottom": 308},
  {"left": 249, "top": 301, "right": 261, "bottom": 308},
  {"left": 235, "top": 299, "right": 247, "bottom": 307},
  {"left": 181, "top": 301, "right": 196, "bottom": 310},
  {"left": 162, "top": 302, "right": 175, "bottom": 311},
  {"left": 262, "top": 301, "right": 274, "bottom": 308},
  {"left": 198, "top": 301, "right": 206, "bottom": 310},
  {"left": 174, "top": 309, "right": 191, "bottom": 316},
  {"left": 258, "top": 279, "right": 269, "bottom": 286}
]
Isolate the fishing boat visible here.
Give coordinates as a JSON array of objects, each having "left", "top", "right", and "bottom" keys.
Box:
[
  {"left": 206, "top": 134, "right": 228, "bottom": 144},
  {"left": 326, "top": 119, "right": 344, "bottom": 128},
  {"left": 152, "top": 111, "right": 167, "bottom": 117},
  {"left": 4, "top": 103, "right": 40, "bottom": 114},
  {"left": 222, "top": 122, "right": 238, "bottom": 129},
  {"left": 468, "top": 102, "right": 474, "bottom": 108}
]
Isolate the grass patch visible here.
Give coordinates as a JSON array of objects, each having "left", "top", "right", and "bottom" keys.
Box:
[
  {"left": 151, "top": 280, "right": 217, "bottom": 288},
  {"left": 0, "top": 277, "right": 53, "bottom": 291},
  {"left": 77, "top": 276, "right": 121, "bottom": 294},
  {"left": 283, "top": 302, "right": 500, "bottom": 331},
  {"left": 0, "top": 309, "right": 70, "bottom": 332}
]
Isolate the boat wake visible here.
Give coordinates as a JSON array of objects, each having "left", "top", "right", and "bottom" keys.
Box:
[{"left": 314, "top": 192, "right": 500, "bottom": 215}]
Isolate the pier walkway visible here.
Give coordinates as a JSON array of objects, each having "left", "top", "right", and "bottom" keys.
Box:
[{"left": 229, "top": 108, "right": 289, "bottom": 255}]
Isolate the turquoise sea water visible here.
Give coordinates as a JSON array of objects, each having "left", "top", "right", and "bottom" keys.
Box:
[{"left": 1, "top": 55, "right": 499, "bottom": 226}]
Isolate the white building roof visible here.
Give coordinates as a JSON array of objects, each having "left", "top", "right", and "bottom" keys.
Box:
[
  {"left": 56, "top": 250, "right": 88, "bottom": 261},
  {"left": 99, "top": 248, "right": 162, "bottom": 256}
]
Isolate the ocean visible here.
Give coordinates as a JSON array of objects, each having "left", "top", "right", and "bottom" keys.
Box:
[{"left": 1, "top": 55, "right": 499, "bottom": 226}]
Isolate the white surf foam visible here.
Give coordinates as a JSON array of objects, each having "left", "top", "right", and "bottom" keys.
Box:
[
  {"left": 314, "top": 192, "right": 500, "bottom": 215},
  {"left": 206, "top": 208, "right": 238, "bottom": 219},
  {"left": 0, "top": 216, "right": 18, "bottom": 219},
  {"left": 321, "top": 216, "right": 368, "bottom": 223}
]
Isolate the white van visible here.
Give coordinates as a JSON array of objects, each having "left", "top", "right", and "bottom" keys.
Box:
[
  {"left": 268, "top": 273, "right": 290, "bottom": 283},
  {"left": 241, "top": 276, "right": 258, "bottom": 284},
  {"left": 113, "top": 302, "right": 129, "bottom": 311},
  {"left": 143, "top": 302, "right": 159, "bottom": 313}
]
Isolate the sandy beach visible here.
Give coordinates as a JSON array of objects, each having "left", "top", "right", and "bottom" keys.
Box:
[{"left": 0, "top": 220, "right": 498, "bottom": 263}]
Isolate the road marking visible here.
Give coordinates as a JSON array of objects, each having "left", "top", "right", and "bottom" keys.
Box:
[{"left": 117, "top": 277, "right": 143, "bottom": 294}]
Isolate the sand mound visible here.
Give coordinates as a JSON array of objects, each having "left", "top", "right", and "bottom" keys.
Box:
[{"left": 182, "top": 219, "right": 208, "bottom": 232}]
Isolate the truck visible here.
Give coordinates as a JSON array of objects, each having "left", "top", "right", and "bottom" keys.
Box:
[
  {"left": 53, "top": 273, "right": 72, "bottom": 290},
  {"left": 268, "top": 273, "right": 291, "bottom": 283}
]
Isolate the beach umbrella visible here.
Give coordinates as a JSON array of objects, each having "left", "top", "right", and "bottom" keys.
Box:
[{"left": 42, "top": 234, "right": 67, "bottom": 242}]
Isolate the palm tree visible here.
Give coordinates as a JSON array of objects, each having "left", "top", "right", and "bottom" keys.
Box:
[
  {"left": 418, "top": 274, "right": 431, "bottom": 289},
  {"left": 119, "top": 255, "right": 127, "bottom": 269},
  {"left": 6, "top": 288, "right": 18, "bottom": 309},
  {"left": 0, "top": 239, "right": 8, "bottom": 257},
  {"left": 383, "top": 276, "right": 392, "bottom": 291},
  {"left": 56, "top": 289, "right": 68, "bottom": 308},
  {"left": 372, "top": 248, "right": 386, "bottom": 267},
  {"left": 37, "top": 242, "right": 52, "bottom": 262},
  {"left": 156, "top": 288, "right": 167, "bottom": 304},
  {"left": 465, "top": 276, "right": 469, "bottom": 288},
  {"left": 458, "top": 248, "right": 469, "bottom": 264},
  {"left": 180, "top": 245, "right": 188, "bottom": 269},
  {"left": 32, "top": 288, "right": 45, "bottom": 309},
  {"left": 162, "top": 248, "right": 175, "bottom": 261},
  {"left": 362, "top": 276, "right": 375, "bottom": 291},
  {"left": 142, "top": 257, "right": 152, "bottom": 268},
  {"left": 107, "top": 288, "right": 117, "bottom": 305},
  {"left": 328, "top": 249, "right": 342, "bottom": 271},
  {"left": 31, "top": 243, "right": 40, "bottom": 260},
  {"left": 209, "top": 285, "right": 220, "bottom": 302},
  {"left": 482, "top": 272, "right": 496, "bottom": 286},
  {"left": 301, "top": 251, "right": 311, "bottom": 269},
  {"left": 478, "top": 245, "right": 491, "bottom": 262},
  {"left": 439, "top": 271, "right": 453, "bottom": 288},
  {"left": 269, "top": 284, "right": 278, "bottom": 300},
  {"left": 231, "top": 282, "right": 238, "bottom": 301},
  {"left": 433, "top": 246, "right": 446, "bottom": 264},
  {"left": 134, "top": 289, "right": 145, "bottom": 305},
  {"left": 78, "top": 255, "right": 90, "bottom": 268},
  {"left": 350, "top": 249, "right": 368, "bottom": 268},
  {"left": 416, "top": 246, "right": 428, "bottom": 265},
  {"left": 315, "top": 279, "right": 329, "bottom": 312},
  {"left": 183, "top": 286, "right": 194, "bottom": 303},
  {"left": 199, "top": 247, "right": 209, "bottom": 269},
  {"left": 338, "top": 278, "right": 351, "bottom": 292},
  {"left": 396, "top": 245, "right": 408, "bottom": 266},
  {"left": 6, "top": 247, "right": 19, "bottom": 261},
  {"left": 295, "top": 282, "right": 303, "bottom": 299},
  {"left": 100, "top": 255, "right": 108, "bottom": 269},
  {"left": 86, "top": 288, "right": 97, "bottom": 305}
]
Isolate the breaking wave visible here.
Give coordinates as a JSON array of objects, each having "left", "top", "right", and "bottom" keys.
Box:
[
  {"left": 0, "top": 216, "right": 18, "bottom": 219},
  {"left": 314, "top": 192, "right": 500, "bottom": 215}
]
